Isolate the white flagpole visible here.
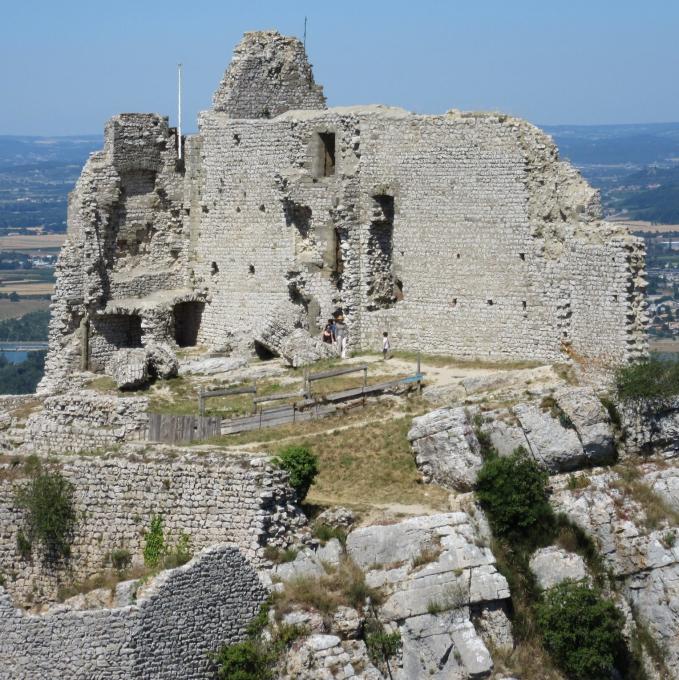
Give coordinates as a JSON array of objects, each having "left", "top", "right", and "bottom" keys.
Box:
[{"left": 177, "top": 63, "right": 183, "bottom": 160}]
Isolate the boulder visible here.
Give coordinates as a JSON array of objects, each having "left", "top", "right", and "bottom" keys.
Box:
[
  {"left": 512, "top": 402, "right": 586, "bottom": 472},
  {"left": 145, "top": 342, "right": 178, "bottom": 379},
  {"left": 408, "top": 408, "right": 482, "bottom": 491},
  {"left": 106, "top": 348, "right": 149, "bottom": 389},
  {"left": 529, "top": 546, "right": 588, "bottom": 590},
  {"left": 554, "top": 387, "right": 615, "bottom": 464}
]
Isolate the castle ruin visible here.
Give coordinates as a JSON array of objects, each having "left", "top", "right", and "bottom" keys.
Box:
[{"left": 42, "top": 30, "right": 647, "bottom": 390}]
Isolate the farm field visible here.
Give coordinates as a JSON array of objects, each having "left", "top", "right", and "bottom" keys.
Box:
[
  {"left": 0, "top": 233, "right": 65, "bottom": 253},
  {"left": 0, "top": 298, "right": 50, "bottom": 320}
]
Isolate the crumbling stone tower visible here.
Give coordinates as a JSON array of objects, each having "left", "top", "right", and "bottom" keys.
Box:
[{"left": 42, "top": 30, "right": 647, "bottom": 390}]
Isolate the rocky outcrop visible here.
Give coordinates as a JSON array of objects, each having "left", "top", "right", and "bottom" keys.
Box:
[
  {"left": 410, "top": 387, "right": 616, "bottom": 491},
  {"left": 107, "top": 347, "right": 150, "bottom": 389},
  {"left": 551, "top": 466, "right": 679, "bottom": 676},
  {"left": 620, "top": 398, "right": 679, "bottom": 457},
  {"left": 408, "top": 408, "right": 482, "bottom": 491}
]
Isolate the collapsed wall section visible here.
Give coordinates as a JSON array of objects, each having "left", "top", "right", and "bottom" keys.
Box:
[
  {"left": 41, "top": 113, "right": 194, "bottom": 392},
  {"left": 0, "top": 452, "right": 302, "bottom": 606},
  {"left": 0, "top": 544, "right": 267, "bottom": 680}
]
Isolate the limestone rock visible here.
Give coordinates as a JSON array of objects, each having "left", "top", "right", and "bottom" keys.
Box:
[
  {"left": 512, "top": 402, "right": 586, "bottom": 472},
  {"left": 554, "top": 387, "right": 615, "bottom": 464},
  {"left": 146, "top": 342, "right": 179, "bottom": 379},
  {"left": 106, "top": 348, "right": 149, "bottom": 389},
  {"left": 280, "top": 328, "right": 336, "bottom": 368},
  {"left": 408, "top": 408, "right": 482, "bottom": 491},
  {"left": 331, "top": 607, "right": 363, "bottom": 640},
  {"left": 529, "top": 546, "right": 588, "bottom": 590},
  {"left": 399, "top": 611, "right": 493, "bottom": 680},
  {"left": 178, "top": 356, "right": 248, "bottom": 376}
]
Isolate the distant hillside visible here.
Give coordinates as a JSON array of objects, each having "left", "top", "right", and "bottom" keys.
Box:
[
  {"left": 546, "top": 123, "right": 679, "bottom": 223},
  {"left": 0, "top": 136, "right": 101, "bottom": 232}
]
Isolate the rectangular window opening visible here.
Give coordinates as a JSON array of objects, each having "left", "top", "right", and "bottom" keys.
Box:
[{"left": 319, "top": 132, "right": 336, "bottom": 177}]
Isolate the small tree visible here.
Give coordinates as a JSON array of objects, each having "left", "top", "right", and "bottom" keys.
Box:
[
  {"left": 274, "top": 445, "right": 319, "bottom": 501},
  {"left": 14, "top": 465, "right": 77, "bottom": 560},
  {"left": 143, "top": 515, "right": 165, "bottom": 568},
  {"left": 537, "top": 581, "right": 625, "bottom": 680},
  {"left": 475, "top": 448, "right": 552, "bottom": 543}
]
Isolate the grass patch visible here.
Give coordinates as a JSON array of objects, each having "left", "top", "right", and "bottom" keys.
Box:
[
  {"left": 273, "top": 558, "right": 383, "bottom": 618},
  {"left": 612, "top": 464, "right": 679, "bottom": 531}
]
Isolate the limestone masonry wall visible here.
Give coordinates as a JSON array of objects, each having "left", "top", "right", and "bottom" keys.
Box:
[
  {"left": 42, "top": 29, "right": 648, "bottom": 390},
  {"left": 0, "top": 451, "right": 302, "bottom": 606},
  {"left": 0, "top": 544, "right": 268, "bottom": 680},
  {"left": 24, "top": 391, "right": 149, "bottom": 453}
]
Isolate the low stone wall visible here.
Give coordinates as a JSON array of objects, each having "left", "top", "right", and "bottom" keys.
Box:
[
  {"left": 0, "top": 450, "right": 303, "bottom": 606},
  {"left": 0, "top": 544, "right": 268, "bottom": 680},
  {"left": 23, "top": 391, "right": 149, "bottom": 453}
]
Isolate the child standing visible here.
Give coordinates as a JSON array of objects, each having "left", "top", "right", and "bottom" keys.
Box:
[{"left": 382, "top": 331, "right": 390, "bottom": 360}]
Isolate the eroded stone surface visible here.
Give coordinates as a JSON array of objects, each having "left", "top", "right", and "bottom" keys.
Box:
[
  {"left": 408, "top": 408, "right": 482, "bottom": 491},
  {"left": 529, "top": 546, "right": 588, "bottom": 590}
]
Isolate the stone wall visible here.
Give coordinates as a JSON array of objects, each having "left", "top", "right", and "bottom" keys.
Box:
[
  {"left": 0, "top": 544, "right": 268, "bottom": 680},
  {"left": 0, "top": 451, "right": 302, "bottom": 606},
  {"left": 42, "top": 30, "right": 648, "bottom": 390},
  {"left": 23, "top": 390, "right": 149, "bottom": 453}
]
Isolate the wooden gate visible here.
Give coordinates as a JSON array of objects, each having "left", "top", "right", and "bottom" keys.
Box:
[{"left": 147, "top": 413, "right": 221, "bottom": 444}]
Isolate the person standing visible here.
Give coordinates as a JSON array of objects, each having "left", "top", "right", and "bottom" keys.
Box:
[{"left": 382, "top": 331, "right": 390, "bottom": 360}]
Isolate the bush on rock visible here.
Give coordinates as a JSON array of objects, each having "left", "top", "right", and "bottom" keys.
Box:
[{"left": 274, "top": 445, "right": 319, "bottom": 501}]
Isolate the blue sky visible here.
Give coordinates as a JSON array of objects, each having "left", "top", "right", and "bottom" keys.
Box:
[{"left": 1, "top": 0, "right": 677, "bottom": 135}]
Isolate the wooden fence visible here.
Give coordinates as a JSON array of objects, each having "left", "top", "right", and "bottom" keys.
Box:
[{"left": 147, "top": 413, "right": 222, "bottom": 444}]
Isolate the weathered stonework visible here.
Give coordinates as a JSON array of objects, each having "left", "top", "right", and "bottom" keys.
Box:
[
  {"left": 23, "top": 391, "right": 149, "bottom": 453},
  {"left": 0, "top": 451, "right": 304, "bottom": 606},
  {"left": 41, "top": 29, "right": 647, "bottom": 391},
  {"left": 0, "top": 544, "right": 268, "bottom": 679}
]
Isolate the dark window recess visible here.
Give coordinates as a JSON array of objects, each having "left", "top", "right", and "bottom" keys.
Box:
[
  {"left": 259, "top": 204, "right": 266, "bottom": 212},
  {"left": 100, "top": 314, "right": 143, "bottom": 349},
  {"left": 487, "top": 300, "right": 494, "bottom": 306},
  {"left": 613, "top": 294, "right": 618, "bottom": 302},
  {"left": 173, "top": 302, "right": 204, "bottom": 347},
  {"left": 319, "top": 132, "right": 336, "bottom": 176},
  {"left": 249, "top": 264, "right": 255, "bottom": 275},
  {"left": 393, "top": 278, "right": 404, "bottom": 301},
  {"left": 211, "top": 262, "right": 219, "bottom": 275},
  {"left": 452, "top": 298, "right": 458, "bottom": 307},
  {"left": 456, "top": 253, "right": 460, "bottom": 259},
  {"left": 519, "top": 253, "right": 526, "bottom": 261},
  {"left": 334, "top": 227, "right": 344, "bottom": 277},
  {"left": 522, "top": 300, "right": 527, "bottom": 310},
  {"left": 366, "top": 194, "right": 396, "bottom": 310},
  {"left": 233, "top": 133, "right": 241, "bottom": 145}
]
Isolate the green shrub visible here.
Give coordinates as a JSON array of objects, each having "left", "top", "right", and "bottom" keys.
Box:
[
  {"left": 143, "top": 515, "right": 165, "bottom": 568},
  {"left": 163, "top": 532, "right": 192, "bottom": 569},
  {"left": 110, "top": 548, "right": 132, "bottom": 571},
  {"left": 615, "top": 358, "right": 679, "bottom": 407},
  {"left": 16, "top": 529, "right": 32, "bottom": 559},
  {"left": 274, "top": 445, "right": 319, "bottom": 501},
  {"left": 364, "top": 616, "right": 401, "bottom": 671},
  {"left": 213, "top": 638, "right": 273, "bottom": 680},
  {"left": 475, "top": 448, "right": 552, "bottom": 543},
  {"left": 213, "top": 600, "right": 304, "bottom": 680},
  {"left": 14, "top": 465, "right": 77, "bottom": 560},
  {"left": 312, "top": 522, "right": 347, "bottom": 545},
  {"left": 536, "top": 581, "right": 625, "bottom": 680}
]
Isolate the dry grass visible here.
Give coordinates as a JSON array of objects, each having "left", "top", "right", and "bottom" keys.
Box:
[
  {"left": 612, "top": 464, "right": 679, "bottom": 531},
  {"left": 388, "top": 350, "right": 543, "bottom": 371},
  {"left": 490, "top": 641, "right": 565, "bottom": 680},
  {"left": 55, "top": 564, "right": 149, "bottom": 604},
  {"left": 273, "top": 558, "right": 381, "bottom": 618}
]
